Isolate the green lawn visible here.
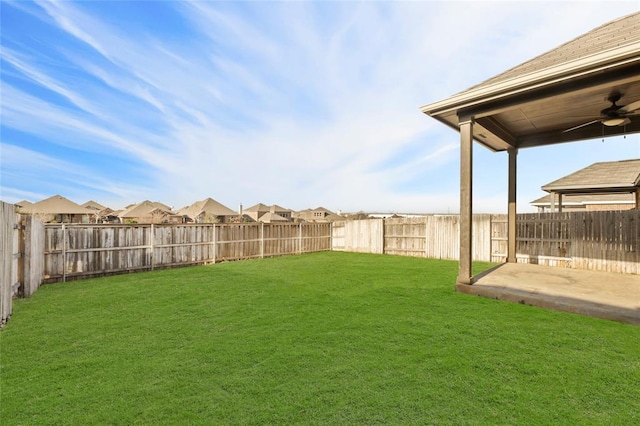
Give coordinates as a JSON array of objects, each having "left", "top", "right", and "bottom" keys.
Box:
[{"left": 1, "top": 252, "right": 638, "bottom": 425}]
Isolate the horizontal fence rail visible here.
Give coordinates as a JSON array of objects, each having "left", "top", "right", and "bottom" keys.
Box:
[{"left": 43, "top": 222, "right": 332, "bottom": 282}]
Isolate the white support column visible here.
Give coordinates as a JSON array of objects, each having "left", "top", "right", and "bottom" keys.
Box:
[
  {"left": 458, "top": 119, "right": 473, "bottom": 285},
  {"left": 507, "top": 147, "right": 517, "bottom": 263},
  {"left": 550, "top": 192, "right": 556, "bottom": 212}
]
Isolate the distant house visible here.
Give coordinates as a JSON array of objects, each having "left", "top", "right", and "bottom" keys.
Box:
[
  {"left": 532, "top": 159, "right": 640, "bottom": 212},
  {"left": 14, "top": 200, "right": 33, "bottom": 214},
  {"left": 294, "top": 207, "right": 341, "bottom": 223},
  {"left": 80, "top": 200, "right": 118, "bottom": 223},
  {"left": 243, "top": 203, "right": 293, "bottom": 223},
  {"left": 82, "top": 200, "right": 105, "bottom": 212},
  {"left": 118, "top": 200, "right": 183, "bottom": 224},
  {"left": 19, "top": 195, "right": 91, "bottom": 223},
  {"left": 177, "top": 198, "right": 238, "bottom": 223}
]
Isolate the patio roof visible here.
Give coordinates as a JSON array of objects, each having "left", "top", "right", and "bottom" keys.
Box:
[
  {"left": 419, "top": 11, "right": 640, "bottom": 285},
  {"left": 420, "top": 12, "right": 640, "bottom": 152}
]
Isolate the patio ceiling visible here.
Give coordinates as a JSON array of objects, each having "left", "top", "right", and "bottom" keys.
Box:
[{"left": 420, "top": 12, "right": 640, "bottom": 152}]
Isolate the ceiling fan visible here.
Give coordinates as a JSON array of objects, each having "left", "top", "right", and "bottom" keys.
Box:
[{"left": 564, "top": 91, "right": 640, "bottom": 132}]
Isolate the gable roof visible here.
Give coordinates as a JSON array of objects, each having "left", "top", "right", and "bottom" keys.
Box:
[
  {"left": 244, "top": 203, "right": 271, "bottom": 213},
  {"left": 118, "top": 200, "right": 175, "bottom": 218},
  {"left": 258, "top": 212, "right": 289, "bottom": 222},
  {"left": 270, "top": 204, "right": 291, "bottom": 212},
  {"left": 26, "top": 195, "right": 90, "bottom": 215},
  {"left": 177, "top": 198, "right": 237, "bottom": 219},
  {"left": 542, "top": 159, "right": 640, "bottom": 194},
  {"left": 245, "top": 203, "right": 292, "bottom": 213},
  {"left": 15, "top": 200, "right": 33, "bottom": 210},
  {"left": 420, "top": 12, "right": 640, "bottom": 151},
  {"left": 82, "top": 200, "right": 106, "bottom": 211}
]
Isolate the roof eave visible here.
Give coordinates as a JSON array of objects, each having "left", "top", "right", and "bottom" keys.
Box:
[{"left": 542, "top": 184, "right": 638, "bottom": 193}]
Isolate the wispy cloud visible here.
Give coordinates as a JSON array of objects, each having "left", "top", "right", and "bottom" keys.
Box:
[{"left": 1, "top": 1, "right": 638, "bottom": 212}]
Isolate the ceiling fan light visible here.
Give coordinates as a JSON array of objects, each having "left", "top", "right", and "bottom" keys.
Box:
[{"left": 602, "top": 117, "right": 626, "bottom": 126}]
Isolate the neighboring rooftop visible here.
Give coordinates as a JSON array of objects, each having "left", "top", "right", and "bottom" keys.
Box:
[
  {"left": 178, "top": 198, "right": 237, "bottom": 220},
  {"left": 118, "top": 200, "right": 175, "bottom": 218},
  {"left": 24, "top": 195, "right": 90, "bottom": 215},
  {"left": 82, "top": 200, "right": 106, "bottom": 211},
  {"left": 542, "top": 159, "right": 640, "bottom": 194}
]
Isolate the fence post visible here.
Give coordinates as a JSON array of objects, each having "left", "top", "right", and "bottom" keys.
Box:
[
  {"left": 424, "top": 216, "right": 428, "bottom": 258},
  {"left": 260, "top": 222, "right": 264, "bottom": 259},
  {"left": 299, "top": 223, "right": 303, "bottom": 254},
  {"left": 62, "top": 223, "right": 67, "bottom": 283},
  {"left": 330, "top": 222, "right": 333, "bottom": 251},
  {"left": 23, "top": 216, "right": 44, "bottom": 297},
  {"left": 382, "top": 218, "right": 386, "bottom": 255},
  {"left": 212, "top": 224, "right": 216, "bottom": 264},
  {"left": 150, "top": 224, "right": 155, "bottom": 271}
]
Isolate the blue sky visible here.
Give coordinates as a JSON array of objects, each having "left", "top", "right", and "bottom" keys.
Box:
[{"left": 1, "top": 1, "right": 639, "bottom": 213}]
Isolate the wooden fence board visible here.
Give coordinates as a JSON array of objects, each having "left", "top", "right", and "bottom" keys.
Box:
[
  {"left": 385, "top": 217, "right": 426, "bottom": 257},
  {"left": 331, "top": 222, "right": 345, "bottom": 251},
  {"left": 342, "top": 219, "right": 384, "bottom": 254},
  {"left": 0, "top": 201, "right": 18, "bottom": 326},
  {"left": 41, "top": 222, "right": 332, "bottom": 282},
  {"left": 334, "top": 212, "right": 639, "bottom": 274},
  {"left": 23, "top": 215, "right": 45, "bottom": 297}
]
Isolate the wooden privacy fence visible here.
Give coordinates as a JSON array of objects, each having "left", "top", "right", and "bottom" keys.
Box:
[
  {"left": 0, "top": 202, "right": 45, "bottom": 327},
  {"left": 0, "top": 202, "right": 18, "bottom": 326},
  {"left": 491, "top": 211, "right": 639, "bottom": 274},
  {"left": 333, "top": 211, "right": 639, "bottom": 274},
  {"left": 332, "top": 215, "right": 495, "bottom": 262},
  {"left": 43, "top": 222, "right": 331, "bottom": 282}
]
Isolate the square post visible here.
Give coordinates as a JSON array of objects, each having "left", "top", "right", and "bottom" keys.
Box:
[
  {"left": 558, "top": 193, "right": 563, "bottom": 213},
  {"left": 507, "top": 147, "right": 517, "bottom": 263},
  {"left": 458, "top": 119, "right": 473, "bottom": 285}
]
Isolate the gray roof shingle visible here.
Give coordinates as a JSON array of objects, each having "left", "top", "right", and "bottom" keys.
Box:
[
  {"left": 542, "top": 159, "right": 640, "bottom": 193},
  {"left": 465, "top": 12, "right": 640, "bottom": 93}
]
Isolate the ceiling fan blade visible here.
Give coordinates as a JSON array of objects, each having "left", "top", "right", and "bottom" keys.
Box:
[
  {"left": 620, "top": 100, "right": 640, "bottom": 113},
  {"left": 563, "top": 119, "right": 600, "bottom": 132},
  {"left": 621, "top": 117, "right": 631, "bottom": 126}
]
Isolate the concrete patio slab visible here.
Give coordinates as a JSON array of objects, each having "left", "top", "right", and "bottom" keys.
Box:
[{"left": 457, "top": 263, "right": 640, "bottom": 325}]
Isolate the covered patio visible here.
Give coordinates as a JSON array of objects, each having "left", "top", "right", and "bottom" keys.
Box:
[
  {"left": 420, "top": 12, "right": 640, "bottom": 322},
  {"left": 465, "top": 263, "right": 640, "bottom": 325}
]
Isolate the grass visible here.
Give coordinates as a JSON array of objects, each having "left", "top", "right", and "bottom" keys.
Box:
[{"left": 1, "top": 252, "right": 639, "bottom": 425}]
